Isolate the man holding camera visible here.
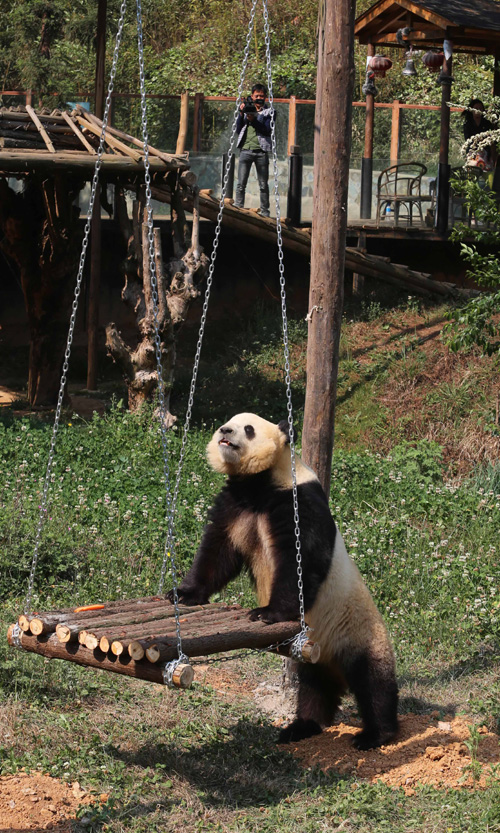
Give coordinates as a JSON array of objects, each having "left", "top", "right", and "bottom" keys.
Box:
[{"left": 234, "top": 83, "right": 273, "bottom": 217}]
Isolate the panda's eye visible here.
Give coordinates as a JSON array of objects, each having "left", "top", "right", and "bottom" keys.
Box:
[{"left": 244, "top": 425, "right": 255, "bottom": 439}]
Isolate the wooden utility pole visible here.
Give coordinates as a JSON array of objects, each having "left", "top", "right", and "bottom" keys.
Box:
[
  {"left": 87, "top": 0, "right": 107, "bottom": 391},
  {"left": 302, "top": 0, "right": 356, "bottom": 495}
]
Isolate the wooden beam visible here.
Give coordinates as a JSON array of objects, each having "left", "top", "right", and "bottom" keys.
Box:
[
  {"left": 390, "top": 99, "right": 401, "bottom": 165},
  {"left": 25, "top": 105, "right": 56, "bottom": 153},
  {"left": 356, "top": 0, "right": 452, "bottom": 34},
  {"left": 76, "top": 115, "right": 142, "bottom": 160},
  {"left": 61, "top": 111, "right": 97, "bottom": 153},
  {"left": 0, "top": 151, "right": 174, "bottom": 174},
  {"left": 79, "top": 110, "right": 189, "bottom": 167},
  {"left": 176, "top": 91, "right": 189, "bottom": 154}
]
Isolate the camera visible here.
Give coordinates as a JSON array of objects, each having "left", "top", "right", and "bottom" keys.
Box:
[{"left": 242, "top": 96, "right": 257, "bottom": 115}]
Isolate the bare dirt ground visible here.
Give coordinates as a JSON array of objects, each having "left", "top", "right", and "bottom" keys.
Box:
[
  {"left": 0, "top": 770, "right": 97, "bottom": 831},
  {"left": 201, "top": 665, "right": 500, "bottom": 794}
]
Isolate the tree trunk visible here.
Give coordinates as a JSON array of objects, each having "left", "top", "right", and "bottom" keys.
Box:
[
  {"left": 105, "top": 180, "right": 208, "bottom": 422},
  {"left": 301, "top": 0, "right": 356, "bottom": 495},
  {"left": 0, "top": 176, "right": 84, "bottom": 406}
]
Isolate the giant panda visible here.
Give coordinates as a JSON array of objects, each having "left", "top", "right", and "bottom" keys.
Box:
[{"left": 171, "top": 413, "right": 398, "bottom": 750}]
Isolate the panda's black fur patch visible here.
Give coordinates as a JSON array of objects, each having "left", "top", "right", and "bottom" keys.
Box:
[
  {"left": 174, "top": 470, "right": 335, "bottom": 622},
  {"left": 171, "top": 413, "right": 399, "bottom": 749}
]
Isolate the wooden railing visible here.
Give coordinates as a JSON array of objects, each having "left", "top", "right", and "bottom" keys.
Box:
[{"left": 1, "top": 90, "right": 464, "bottom": 159}]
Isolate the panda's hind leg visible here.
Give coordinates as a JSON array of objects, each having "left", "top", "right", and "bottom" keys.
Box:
[
  {"left": 278, "top": 663, "right": 345, "bottom": 744},
  {"left": 344, "top": 651, "right": 399, "bottom": 750}
]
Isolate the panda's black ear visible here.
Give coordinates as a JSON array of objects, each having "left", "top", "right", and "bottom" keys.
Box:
[{"left": 278, "top": 419, "right": 297, "bottom": 444}]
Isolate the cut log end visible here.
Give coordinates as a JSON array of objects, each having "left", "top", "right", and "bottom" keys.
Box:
[
  {"left": 84, "top": 634, "right": 99, "bottom": 651},
  {"left": 99, "top": 636, "right": 110, "bottom": 654},
  {"left": 300, "top": 640, "right": 321, "bottom": 664},
  {"left": 128, "top": 641, "right": 145, "bottom": 661},
  {"left": 56, "top": 624, "right": 71, "bottom": 643},
  {"left": 145, "top": 644, "right": 161, "bottom": 663},
  {"left": 169, "top": 663, "right": 194, "bottom": 689},
  {"left": 111, "top": 640, "right": 124, "bottom": 656},
  {"left": 29, "top": 618, "right": 45, "bottom": 636},
  {"left": 18, "top": 615, "right": 31, "bottom": 632}
]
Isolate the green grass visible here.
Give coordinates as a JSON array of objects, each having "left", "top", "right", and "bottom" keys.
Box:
[{"left": 1, "top": 300, "right": 500, "bottom": 831}]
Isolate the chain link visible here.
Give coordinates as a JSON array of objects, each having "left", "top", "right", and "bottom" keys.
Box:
[
  {"left": 135, "top": 0, "right": 184, "bottom": 657},
  {"left": 261, "top": 0, "right": 307, "bottom": 636},
  {"left": 23, "top": 0, "right": 129, "bottom": 617},
  {"left": 157, "top": 0, "right": 260, "bottom": 597}
]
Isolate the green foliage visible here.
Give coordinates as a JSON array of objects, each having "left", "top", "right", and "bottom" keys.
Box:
[{"left": 443, "top": 173, "right": 500, "bottom": 357}]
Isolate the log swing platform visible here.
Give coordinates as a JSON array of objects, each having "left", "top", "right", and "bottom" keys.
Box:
[
  {"left": 8, "top": 599, "right": 318, "bottom": 688},
  {"left": 7, "top": 0, "right": 320, "bottom": 691}
]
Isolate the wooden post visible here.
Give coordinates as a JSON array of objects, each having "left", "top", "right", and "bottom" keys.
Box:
[
  {"left": 87, "top": 0, "right": 107, "bottom": 391},
  {"left": 360, "top": 43, "right": 375, "bottom": 219},
  {"left": 436, "top": 45, "right": 452, "bottom": 236},
  {"left": 176, "top": 92, "right": 189, "bottom": 155},
  {"left": 302, "top": 0, "right": 356, "bottom": 495},
  {"left": 192, "top": 92, "right": 204, "bottom": 152},
  {"left": 390, "top": 99, "right": 401, "bottom": 166},
  {"left": 287, "top": 95, "right": 297, "bottom": 156},
  {"left": 287, "top": 145, "right": 303, "bottom": 226},
  {"left": 352, "top": 230, "right": 366, "bottom": 297}
]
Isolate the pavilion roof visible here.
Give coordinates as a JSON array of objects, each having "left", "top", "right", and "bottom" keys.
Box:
[
  {"left": 355, "top": 0, "right": 500, "bottom": 53},
  {"left": 0, "top": 104, "right": 189, "bottom": 176}
]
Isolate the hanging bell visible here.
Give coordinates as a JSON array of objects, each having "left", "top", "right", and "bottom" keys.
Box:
[{"left": 402, "top": 57, "right": 417, "bottom": 77}]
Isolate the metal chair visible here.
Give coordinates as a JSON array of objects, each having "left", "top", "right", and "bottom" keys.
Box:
[{"left": 376, "top": 162, "right": 428, "bottom": 226}]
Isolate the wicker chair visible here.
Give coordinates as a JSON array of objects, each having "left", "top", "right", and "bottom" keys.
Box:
[{"left": 376, "top": 162, "right": 428, "bottom": 226}]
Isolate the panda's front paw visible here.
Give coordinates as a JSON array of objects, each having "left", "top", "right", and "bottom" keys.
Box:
[
  {"left": 248, "top": 606, "right": 288, "bottom": 624},
  {"left": 166, "top": 586, "right": 208, "bottom": 606}
]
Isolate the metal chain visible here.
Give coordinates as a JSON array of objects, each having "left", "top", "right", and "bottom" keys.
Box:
[
  {"left": 261, "top": 0, "right": 307, "bottom": 636},
  {"left": 23, "top": 0, "right": 129, "bottom": 617},
  {"left": 135, "top": 0, "right": 184, "bottom": 657},
  {"left": 157, "top": 0, "right": 260, "bottom": 595}
]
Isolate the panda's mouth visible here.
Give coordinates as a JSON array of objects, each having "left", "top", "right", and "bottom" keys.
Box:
[{"left": 219, "top": 438, "right": 239, "bottom": 449}]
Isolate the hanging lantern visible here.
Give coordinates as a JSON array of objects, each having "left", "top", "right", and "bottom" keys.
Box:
[
  {"left": 369, "top": 55, "right": 393, "bottom": 78},
  {"left": 422, "top": 51, "right": 444, "bottom": 72}
]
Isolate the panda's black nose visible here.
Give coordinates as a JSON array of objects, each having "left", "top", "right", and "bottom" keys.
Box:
[{"left": 220, "top": 426, "right": 233, "bottom": 435}]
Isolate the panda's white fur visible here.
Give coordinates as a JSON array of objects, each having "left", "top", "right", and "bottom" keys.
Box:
[{"left": 172, "top": 412, "right": 398, "bottom": 749}]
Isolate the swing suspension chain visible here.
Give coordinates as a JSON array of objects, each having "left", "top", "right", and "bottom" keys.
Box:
[
  {"left": 261, "top": 0, "right": 307, "bottom": 636},
  {"left": 22, "top": 0, "right": 129, "bottom": 617},
  {"left": 134, "top": 0, "right": 185, "bottom": 655},
  {"left": 157, "top": 0, "right": 260, "bottom": 599}
]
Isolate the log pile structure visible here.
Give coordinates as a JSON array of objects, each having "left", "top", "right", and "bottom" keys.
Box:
[
  {"left": 0, "top": 105, "right": 189, "bottom": 174},
  {"left": 7, "top": 598, "right": 308, "bottom": 686}
]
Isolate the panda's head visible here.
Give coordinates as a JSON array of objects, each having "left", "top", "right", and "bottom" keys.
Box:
[{"left": 206, "top": 413, "right": 292, "bottom": 477}]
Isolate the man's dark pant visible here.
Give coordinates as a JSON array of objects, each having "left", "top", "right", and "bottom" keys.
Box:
[{"left": 234, "top": 149, "right": 270, "bottom": 216}]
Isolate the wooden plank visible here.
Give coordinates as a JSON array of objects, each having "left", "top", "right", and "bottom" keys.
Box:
[
  {"left": 78, "top": 108, "right": 189, "bottom": 168},
  {"left": 0, "top": 151, "right": 173, "bottom": 173},
  {"left": 25, "top": 105, "right": 56, "bottom": 152},
  {"left": 76, "top": 115, "right": 142, "bottom": 160},
  {"left": 61, "top": 111, "right": 96, "bottom": 153},
  {"left": 390, "top": 99, "right": 401, "bottom": 165},
  {"left": 176, "top": 91, "right": 189, "bottom": 154}
]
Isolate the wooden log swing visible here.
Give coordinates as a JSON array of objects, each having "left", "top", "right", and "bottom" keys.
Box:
[{"left": 8, "top": 598, "right": 318, "bottom": 689}]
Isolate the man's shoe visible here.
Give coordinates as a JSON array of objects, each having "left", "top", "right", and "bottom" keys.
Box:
[{"left": 258, "top": 209, "right": 270, "bottom": 217}]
